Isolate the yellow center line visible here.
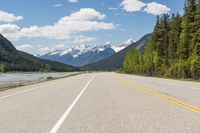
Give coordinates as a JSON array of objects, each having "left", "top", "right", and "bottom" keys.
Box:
[{"left": 113, "top": 76, "right": 200, "bottom": 115}]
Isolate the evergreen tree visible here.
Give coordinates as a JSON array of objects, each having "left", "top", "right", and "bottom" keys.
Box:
[
  {"left": 123, "top": 0, "right": 200, "bottom": 80},
  {"left": 190, "top": 55, "right": 200, "bottom": 79},
  {"left": 123, "top": 49, "right": 142, "bottom": 74},
  {"left": 168, "top": 13, "right": 182, "bottom": 63},
  {"left": 177, "top": 3, "right": 190, "bottom": 60},
  {"left": 187, "top": 0, "right": 197, "bottom": 52},
  {"left": 143, "top": 43, "right": 154, "bottom": 76},
  {"left": 153, "top": 14, "right": 170, "bottom": 74},
  {"left": 193, "top": 0, "right": 200, "bottom": 51},
  {"left": 190, "top": 0, "right": 200, "bottom": 79}
]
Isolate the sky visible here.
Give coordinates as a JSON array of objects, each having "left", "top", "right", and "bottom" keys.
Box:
[{"left": 0, "top": 0, "right": 184, "bottom": 55}]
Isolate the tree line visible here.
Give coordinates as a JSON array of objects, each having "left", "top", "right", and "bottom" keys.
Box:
[{"left": 123, "top": 0, "right": 200, "bottom": 79}]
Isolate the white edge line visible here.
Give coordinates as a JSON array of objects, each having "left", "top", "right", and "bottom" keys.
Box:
[
  {"left": 189, "top": 87, "right": 200, "bottom": 90},
  {"left": 0, "top": 73, "right": 81, "bottom": 99},
  {"left": 49, "top": 75, "right": 95, "bottom": 133},
  {"left": 0, "top": 81, "right": 58, "bottom": 100}
]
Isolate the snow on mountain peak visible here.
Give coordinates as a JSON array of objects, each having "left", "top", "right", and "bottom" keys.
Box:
[
  {"left": 104, "top": 41, "right": 112, "bottom": 45},
  {"left": 121, "top": 38, "right": 134, "bottom": 47},
  {"left": 60, "top": 48, "right": 73, "bottom": 56},
  {"left": 40, "top": 38, "right": 137, "bottom": 67},
  {"left": 48, "top": 48, "right": 72, "bottom": 56},
  {"left": 42, "top": 38, "right": 134, "bottom": 58},
  {"left": 111, "top": 46, "right": 124, "bottom": 53},
  {"left": 110, "top": 38, "right": 134, "bottom": 52}
]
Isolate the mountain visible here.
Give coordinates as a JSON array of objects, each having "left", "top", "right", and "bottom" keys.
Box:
[
  {"left": 40, "top": 39, "right": 134, "bottom": 67},
  {"left": 81, "top": 34, "right": 151, "bottom": 71},
  {"left": 0, "top": 34, "right": 79, "bottom": 72}
]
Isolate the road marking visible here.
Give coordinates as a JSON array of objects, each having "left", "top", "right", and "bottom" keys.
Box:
[
  {"left": 113, "top": 76, "right": 200, "bottom": 115},
  {"left": 49, "top": 75, "right": 95, "bottom": 133},
  {"left": 0, "top": 82, "right": 58, "bottom": 100},
  {"left": 189, "top": 87, "right": 200, "bottom": 90},
  {"left": 0, "top": 73, "right": 82, "bottom": 99}
]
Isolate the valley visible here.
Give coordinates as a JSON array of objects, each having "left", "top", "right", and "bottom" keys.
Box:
[
  {"left": 39, "top": 39, "right": 134, "bottom": 67},
  {"left": 0, "top": 1, "right": 199, "bottom": 133}
]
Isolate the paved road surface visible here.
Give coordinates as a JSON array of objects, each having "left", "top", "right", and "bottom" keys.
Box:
[{"left": 0, "top": 72, "right": 200, "bottom": 133}]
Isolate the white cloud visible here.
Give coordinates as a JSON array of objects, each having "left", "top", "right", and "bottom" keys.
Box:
[
  {"left": 68, "top": 0, "right": 78, "bottom": 3},
  {"left": 0, "top": 23, "right": 20, "bottom": 33},
  {"left": 72, "top": 35, "right": 96, "bottom": 44},
  {"left": 144, "top": 2, "right": 171, "bottom": 15},
  {"left": 0, "top": 23, "right": 21, "bottom": 41},
  {"left": 67, "top": 8, "right": 106, "bottom": 20},
  {"left": 0, "top": 8, "right": 115, "bottom": 41},
  {"left": 120, "top": 0, "right": 146, "bottom": 12},
  {"left": 36, "top": 34, "right": 97, "bottom": 54},
  {"left": 38, "top": 47, "right": 53, "bottom": 53},
  {"left": 16, "top": 44, "right": 33, "bottom": 51},
  {"left": 38, "top": 44, "right": 67, "bottom": 53},
  {"left": 54, "top": 4, "right": 63, "bottom": 7},
  {"left": 0, "top": 11, "right": 23, "bottom": 23},
  {"left": 120, "top": 0, "right": 170, "bottom": 15},
  {"left": 53, "top": 44, "right": 67, "bottom": 49}
]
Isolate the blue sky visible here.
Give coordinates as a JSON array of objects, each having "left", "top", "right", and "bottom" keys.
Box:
[{"left": 0, "top": 0, "right": 184, "bottom": 55}]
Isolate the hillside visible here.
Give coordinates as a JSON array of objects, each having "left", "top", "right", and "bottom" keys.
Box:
[
  {"left": 0, "top": 34, "right": 79, "bottom": 72},
  {"left": 82, "top": 34, "right": 151, "bottom": 71},
  {"left": 123, "top": 0, "right": 200, "bottom": 80}
]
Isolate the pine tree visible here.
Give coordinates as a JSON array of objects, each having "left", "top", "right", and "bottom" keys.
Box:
[
  {"left": 156, "top": 14, "right": 170, "bottom": 61},
  {"left": 162, "top": 14, "right": 170, "bottom": 65},
  {"left": 193, "top": 0, "right": 200, "bottom": 51},
  {"left": 187, "top": 0, "right": 197, "bottom": 55},
  {"left": 142, "top": 17, "right": 161, "bottom": 76},
  {"left": 143, "top": 42, "right": 154, "bottom": 76},
  {"left": 153, "top": 14, "right": 170, "bottom": 75},
  {"left": 123, "top": 0, "right": 200, "bottom": 79},
  {"left": 178, "top": 3, "right": 190, "bottom": 60},
  {"left": 168, "top": 13, "right": 182, "bottom": 63},
  {"left": 123, "top": 49, "right": 142, "bottom": 73},
  {"left": 190, "top": 0, "right": 200, "bottom": 79}
]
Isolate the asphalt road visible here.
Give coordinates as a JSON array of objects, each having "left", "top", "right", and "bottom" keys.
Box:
[{"left": 0, "top": 72, "right": 200, "bottom": 133}]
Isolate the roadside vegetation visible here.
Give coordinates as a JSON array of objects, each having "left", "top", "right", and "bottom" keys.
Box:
[{"left": 123, "top": 0, "right": 200, "bottom": 80}]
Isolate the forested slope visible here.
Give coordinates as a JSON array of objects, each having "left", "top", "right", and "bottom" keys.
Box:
[
  {"left": 123, "top": 0, "right": 200, "bottom": 79},
  {"left": 82, "top": 34, "right": 151, "bottom": 71},
  {"left": 0, "top": 34, "right": 79, "bottom": 72}
]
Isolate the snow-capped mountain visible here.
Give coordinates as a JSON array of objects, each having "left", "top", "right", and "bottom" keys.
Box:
[{"left": 40, "top": 39, "right": 134, "bottom": 67}]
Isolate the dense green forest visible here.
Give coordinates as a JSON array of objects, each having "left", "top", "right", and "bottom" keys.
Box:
[
  {"left": 0, "top": 34, "right": 79, "bottom": 72},
  {"left": 123, "top": 0, "right": 200, "bottom": 79}
]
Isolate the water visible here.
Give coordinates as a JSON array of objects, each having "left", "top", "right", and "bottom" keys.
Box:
[
  {"left": 0, "top": 72, "right": 78, "bottom": 82},
  {"left": 0, "top": 72, "right": 79, "bottom": 89}
]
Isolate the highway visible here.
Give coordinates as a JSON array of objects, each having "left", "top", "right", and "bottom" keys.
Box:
[{"left": 0, "top": 72, "right": 200, "bottom": 133}]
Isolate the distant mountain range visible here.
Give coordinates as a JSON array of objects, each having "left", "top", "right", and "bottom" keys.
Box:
[
  {"left": 39, "top": 38, "right": 134, "bottom": 67},
  {"left": 81, "top": 34, "right": 151, "bottom": 71},
  {"left": 0, "top": 34, "right": 78, "bottom": 72},
  {"left": 0, "top": 33, "right": 151, "bottom": 72}
]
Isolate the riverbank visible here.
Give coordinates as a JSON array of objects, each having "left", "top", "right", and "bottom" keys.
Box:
[{"left": 0, "top": 72, "right": 82, "bottom": 91}]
